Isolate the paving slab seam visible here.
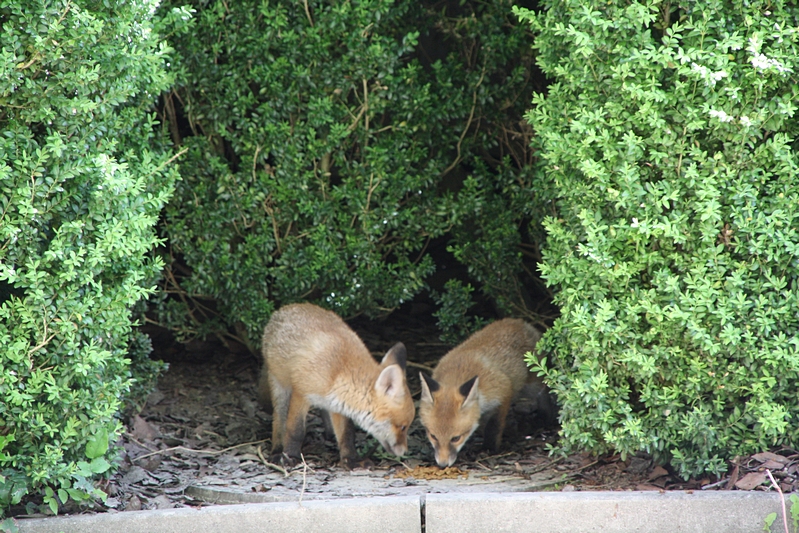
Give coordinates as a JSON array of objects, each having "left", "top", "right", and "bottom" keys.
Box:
[{"left": 420, "top": 493, "right": 427, "bottom": 533}]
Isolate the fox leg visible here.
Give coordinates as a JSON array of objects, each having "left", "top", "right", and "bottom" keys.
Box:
[
  {"left": 268, "top": 375, "right": 291, "bottom": 457},
  {"left": 320, "top": 410, "right": 335, "bottom": 440},
  {"left": 483, "top": 398, "right": 512, "bottom": 454},
  {"left": 329, "top": 412, "right": 372, "bottom": 469},
  {"left": 257, "top": 368, "right": 273, "bottom": 413},
  {"left": 280, "top": 394, "right": 310, "bottom": 466}
]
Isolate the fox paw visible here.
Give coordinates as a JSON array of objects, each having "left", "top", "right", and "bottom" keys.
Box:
[
  {"left": 341, "top": 456, "right": 374, "bottom": 470},
  {"left": 270, "top": 452, "right": 300, "bottom": 468}
]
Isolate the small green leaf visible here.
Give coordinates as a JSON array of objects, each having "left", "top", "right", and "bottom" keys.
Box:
[
  {"left": 76, "top": 461, "right": 93, "bottom": 477},
  {"left": 89, "top": 457, "right": 112, "bottom": 474},
  {"left": 47, "top": 497, "right": 58, "bottom": 515},
  {"left": 93, "top": 488, "right": 108, "bottom": 503},
  {"left": 85, "top": 428, "right": 109, "bottom": 460},
  {"left": 1, "top": 517, "right": 20, "bottom": 533},
  {"left": 0, "top": 434, "right": 14, "bottom": 453},
  {"left": 66, "top": 488, "right": 88, "bottom": 502},
  {"left": 57, "top": 489, "right": 69, "bottom": 505},
  {"left": 72, "top": 476, "right": 93, "bottom": 492},
  {"left": 763, "top": 512, "right": 777, "bottom": 532}
]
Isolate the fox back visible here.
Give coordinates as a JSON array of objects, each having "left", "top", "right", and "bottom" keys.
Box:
[
  {"left": 259, "top": 303, "right": 414, "bottom": 467},
  {"left": 419, "top": 318, "right": 545, "bottom": 467}
]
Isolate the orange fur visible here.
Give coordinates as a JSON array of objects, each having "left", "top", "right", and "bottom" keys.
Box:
[
  {"left": 419, "top": 318, "right": 548, "bottom": 467},
  {"left": 259, "top": 303, "right": 414, "bottom": 468}
]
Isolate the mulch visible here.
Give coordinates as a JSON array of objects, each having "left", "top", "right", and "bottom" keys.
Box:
[{"left": 8, "top": 302, "right": 798, "bottom": 517}]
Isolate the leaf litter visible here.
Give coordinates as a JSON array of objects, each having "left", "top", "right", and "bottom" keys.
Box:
[{"left": 36, "top": 306, "right": 799, "bottom": 515}]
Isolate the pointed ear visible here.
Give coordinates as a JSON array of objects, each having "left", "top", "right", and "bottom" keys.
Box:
[
  {"left": 376, "top": 364, "right": 407, "bottom": 400},
  {"left": 419, "top": 372, "right": 439, "bottom": 404},
  {"left": 381, "top": 342, "right": 407, "bottom": 370},
  {"left": 459, "top": 376, "right": 479, "bottom": 408}
]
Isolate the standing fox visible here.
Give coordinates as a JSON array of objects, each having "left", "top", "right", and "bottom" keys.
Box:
[
  {"left": 259, "top": 303, "right": 414, "bottom": 469},
  {"left": 419, "top": 318, "right": 551, "bottom": 467}
]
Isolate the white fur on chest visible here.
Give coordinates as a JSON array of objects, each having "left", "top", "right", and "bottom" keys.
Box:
[{"left": 307, "top": 393, "right": 391, "bottom": 441}]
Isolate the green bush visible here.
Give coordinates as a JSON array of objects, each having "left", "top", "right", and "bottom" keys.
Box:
[
  {"left": 156, "top": 0, "right": 546, "bottom": 350},
  {"left": 518, "top": 0, "right": 799, "bottom": 477},
  {"left": 0, "top": 0, "right": 179, "bottom": 515}
]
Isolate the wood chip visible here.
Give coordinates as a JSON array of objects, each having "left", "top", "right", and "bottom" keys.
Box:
[
  {"left": 734, "top": 471, "right": 767, "bottom": 490},
  {"left": 761, "top": 460, "right": 787, "bottom": 470},
  {"left": 647, "top": 465, "right": 669, "bottom": 481},
  {"left": 725, "top": 463, "right": 740, "bottom": 490},
  {"left": 131, "top": 415, "right": 159, "bottom": 441},
  {"left": 752, "top": 452, "right": 789, "bottom": 464}
]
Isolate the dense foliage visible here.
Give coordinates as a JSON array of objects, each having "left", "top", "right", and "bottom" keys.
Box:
[
  {"left": 519, "top": 0, "right": 799, "bottom": 477},
  {"left": 0, "top": 0, "right": 178, "bottom": 515},
  {"left": 155, "top": 0, "right": 548, "bottom": 351}
]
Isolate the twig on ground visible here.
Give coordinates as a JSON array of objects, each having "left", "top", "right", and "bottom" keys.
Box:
[
  {"left": 700, "top": 478, "right": 730, "bottom": 490},
  {"left": 524, "top": 455, "right": 566, "bottom": 476},
  {"left": 256, "top": 444, "right": 289, "bottom": 477},
  {"left": 766, "top": 469, "right": 790, "bottom": 533},
  {"left": 473, "top": 461, "right": 492, "bottom": 472},
  {"left": 299, "top": 454, "right": 308, "bottom": 506},
  {"left": 133, "top": 439, "right": 269, "bottom": 462},
  {"left": 126, "top": 435, "right": 158, "bottom": 453},
  {"left": 573, "top": 459, "right": 599, "bottom": 473}
]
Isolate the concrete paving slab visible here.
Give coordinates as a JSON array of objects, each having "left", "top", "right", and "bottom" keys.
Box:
[
  {"left": 12, "top": 490, "right": 787, "bottom": 533},
  {"left": 15, "top": 495, "right": 421, "bottom": 533},
  {"left": 424, "top": 491, "right": 782, "bottom": 533}
]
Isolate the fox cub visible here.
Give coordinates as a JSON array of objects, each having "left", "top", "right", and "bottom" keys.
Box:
[
  {"left": 259, "top": 303, "right": 414, "bottom": 469},
  {"left": 419, "top": 318, "right": 550, "bottom": 467}
]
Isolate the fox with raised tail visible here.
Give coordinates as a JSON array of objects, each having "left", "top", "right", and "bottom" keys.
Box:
[
  {"left": 419, "top": 318, "right": 552, "bottom": 467},
  {"left": 259, "top": 303, "right": 414, "bottom": 469}
]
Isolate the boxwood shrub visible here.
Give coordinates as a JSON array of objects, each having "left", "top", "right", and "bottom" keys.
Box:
[
  {"left": 155, "top": 0, "right": 547, "bottom": 350},
  {"left": 518, "top": 0, "right": 799, "bottom": 477},
  {"left": 0, "top": 0, "right": 180, "bottom": 515}
]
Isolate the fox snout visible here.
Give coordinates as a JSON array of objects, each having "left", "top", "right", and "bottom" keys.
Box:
[
  {"left": 379, "top": 427, "right": 409, "bottom": 457},
  {"left": 385, "top": 440, "right": 408, "bottom": 457},
  {"left": 432, "top": 445, "right": 457, "bottom": 468}
]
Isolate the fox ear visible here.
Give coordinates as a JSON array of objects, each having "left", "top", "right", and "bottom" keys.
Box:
[
  {"left": 381, "top": 342, "right": 407, "bottom": 370},
  {"left": 419, "top": 372, "right": 439, "bottom": 404},
  {"left": 459, "top": 376, "right": 479, "bottom": 408},
  {"left": 376, "top": 364, "right": 406, "bottom": 400}
]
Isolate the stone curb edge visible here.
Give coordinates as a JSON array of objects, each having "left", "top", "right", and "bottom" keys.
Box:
[{"left": 14, "top": 490, "right": 784, "bottom": 533}]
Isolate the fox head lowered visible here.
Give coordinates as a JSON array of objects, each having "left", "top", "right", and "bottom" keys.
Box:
[
  {"left": 418, "top": 372, "right": 481, "bottom": 467},
  {"left": 367, "top": 342, "right": 414, "bottom": 457}
]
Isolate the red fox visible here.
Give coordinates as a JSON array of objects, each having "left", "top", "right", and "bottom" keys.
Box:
[
  {"left": 419, "top": 318, "right": 550, "bottom": 467},
  {"left": 259, "top": 303, "right": 414, "bottom": 469}
]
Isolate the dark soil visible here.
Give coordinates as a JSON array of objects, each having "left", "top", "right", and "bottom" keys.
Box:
[{"left": 17, "top": 304, "right": 799, "bottom": 516}]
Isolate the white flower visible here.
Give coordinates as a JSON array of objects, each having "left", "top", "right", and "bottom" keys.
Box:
[
  {"left": 709, "top": 109, "right": 734, "bottom": 123},
  {"left": 631, "top": 218, "right": 639, "bottom": 228},
  {"left": 691, "top": 62, "right": 709, "bottom": 77},
  {"left": 751, "top": 53, "right": 787, "bottom": 72},
  {"left": 748, "top": 35, "right": 790, "bottom": 73},
  {"left": 691, "top": 63, "right": 728, "bottom": 86}
]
